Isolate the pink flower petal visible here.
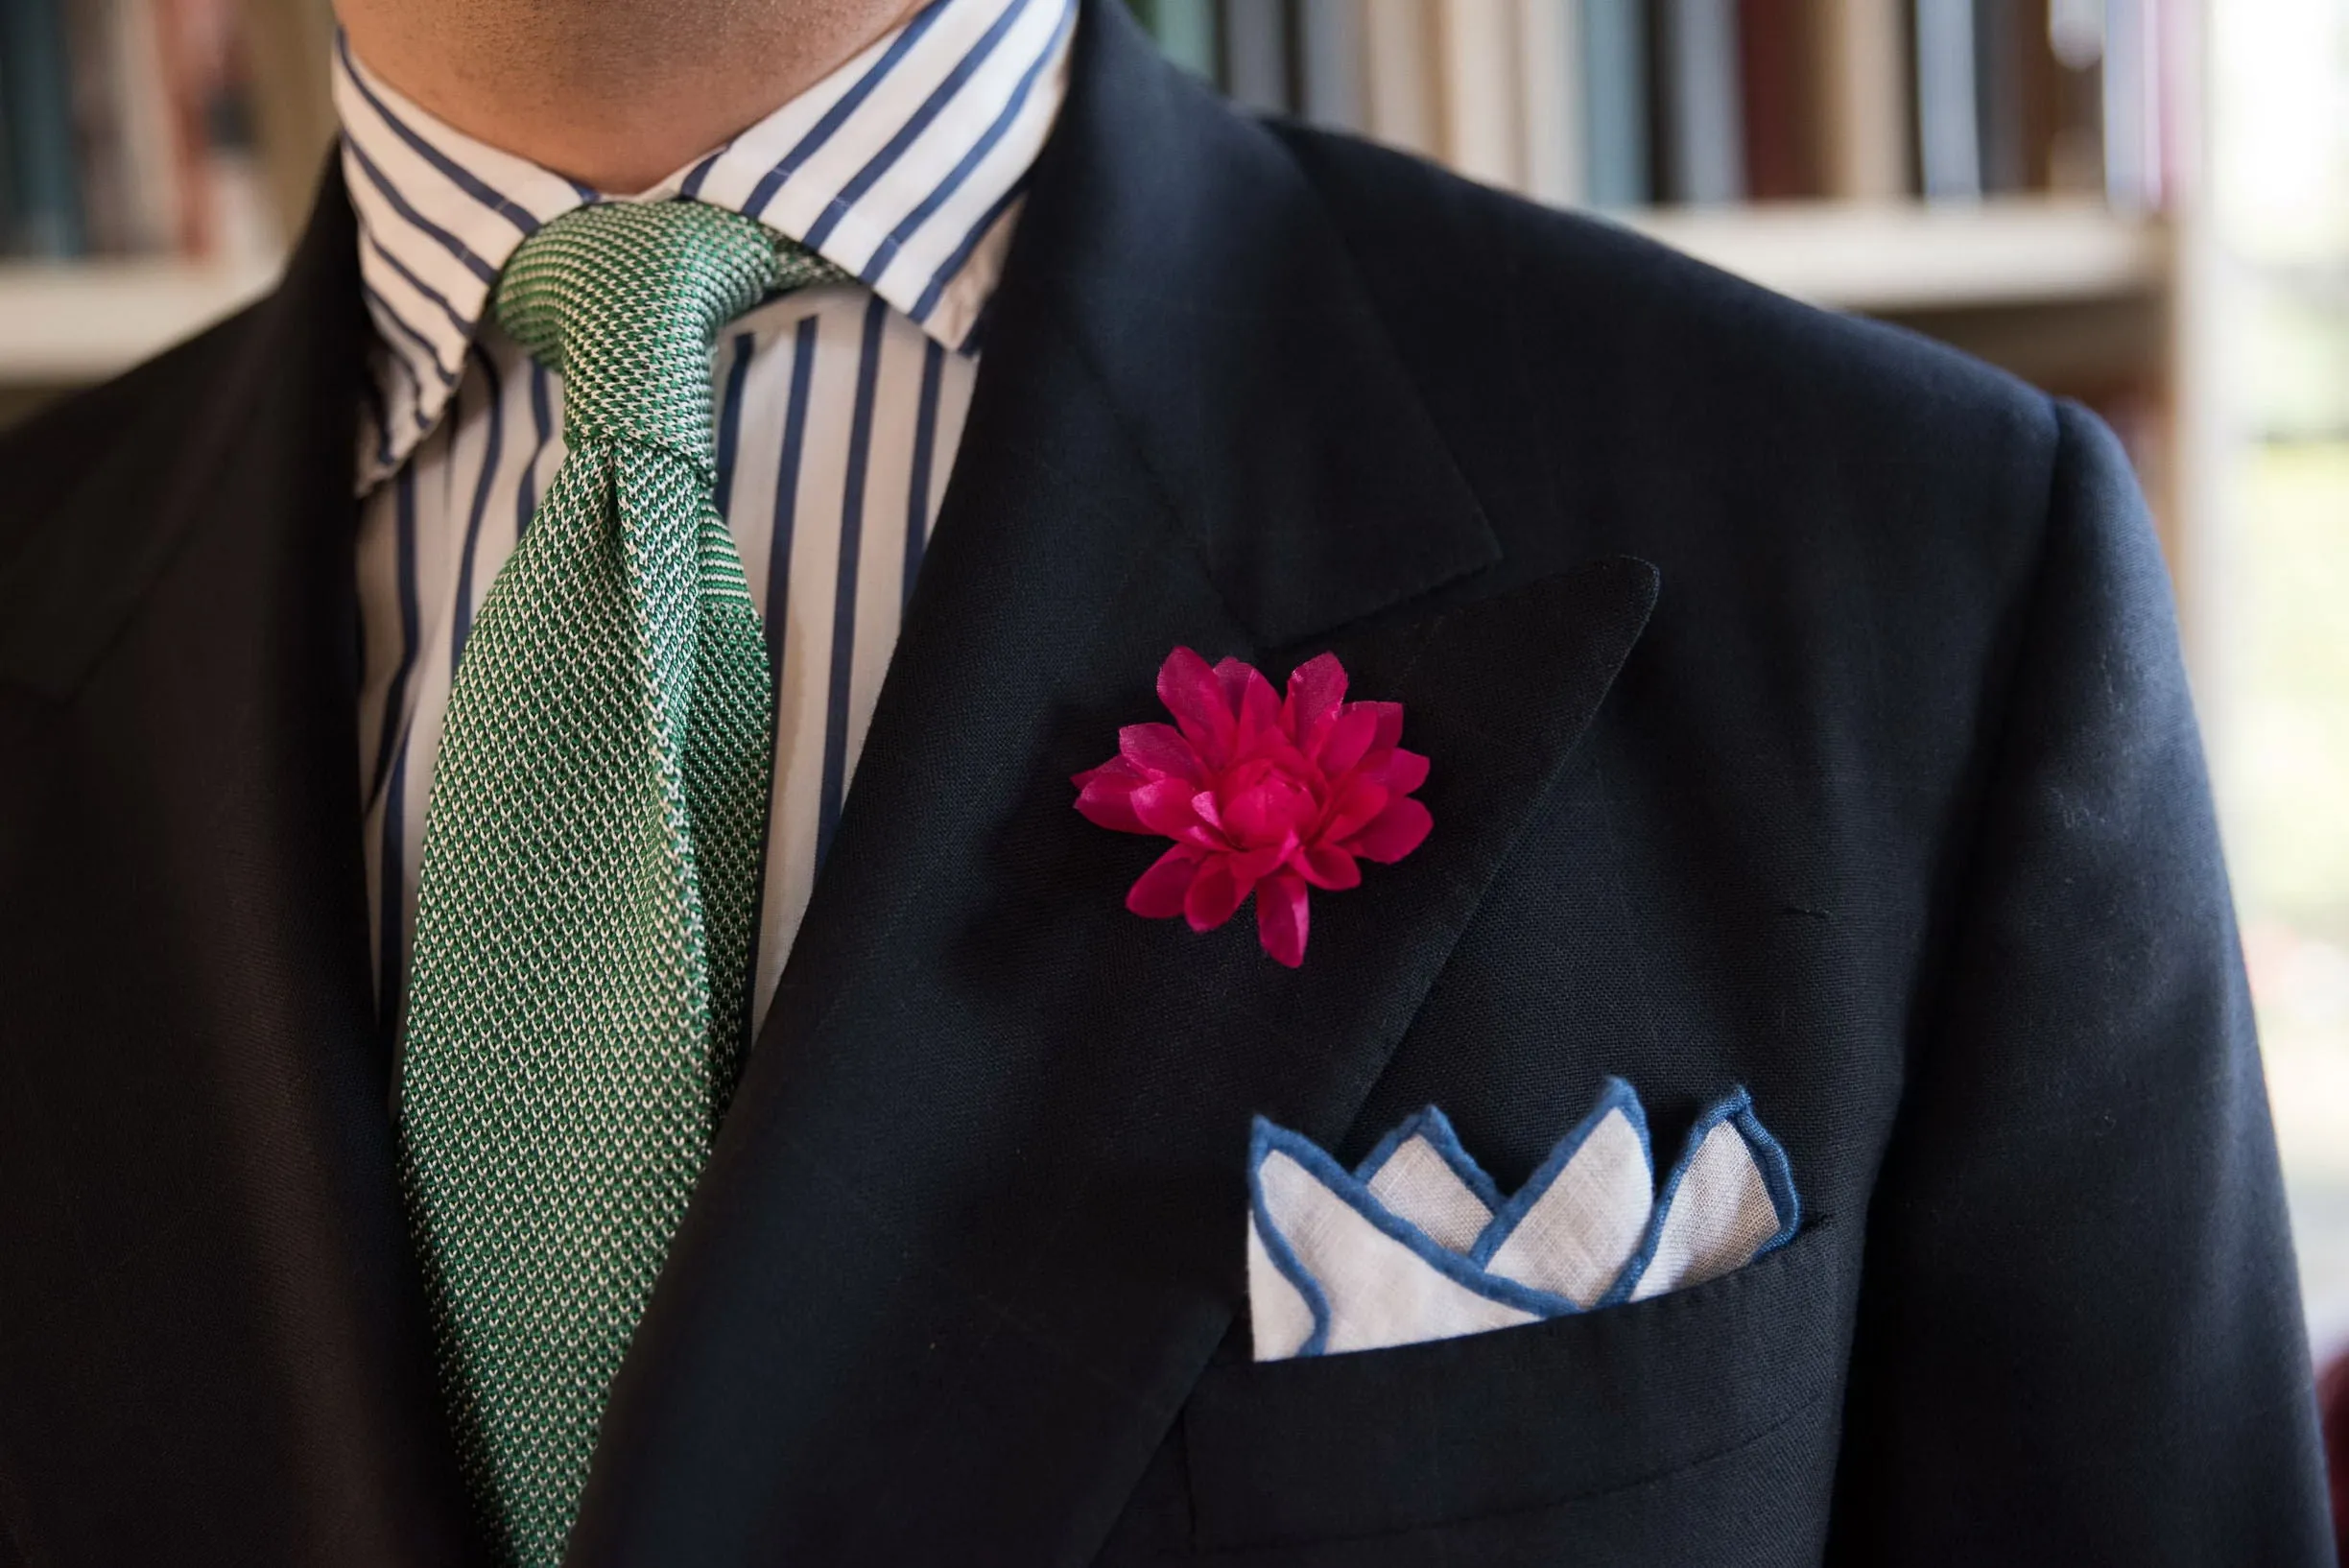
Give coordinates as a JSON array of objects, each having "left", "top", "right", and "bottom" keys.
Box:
[
  {"left": 1220, "top": 755, "right": 1274, "bottom": 791},
  {"left": 1074, "top": 757, "right": 1141, "bottom": 789},
  {"left": 1212, "top": 656, "right": 1269, "bottom": 714},
  {"left": 1254, "top": 733, "right": 1317, "bottom": 780},
  {"left": 1075, "top": 772, "right": 1151, "bottom": 834},
  {"left": 1222, "top": 774, "right": 1315, "bottom": 847},
  {"left": 1157, "top": 647, "right": 1233, "bottom": 760},
  {"left": 1347, "top": 796, "right": 1433, "bottom": 864},
  {"left": 1256, "top": 872, "right": 1310, "bottom": 967},
  {"left": 1353, "top": 701, "right": 1405, "bottom": 751},
  {"left": 1317, "top": 707, "right": 1380, "bottom": 774},
  {"left": 1189, "top": 789, "right": 1226, "bottom": 836},
  {"left": 1226, "top": 835, "right": 1299, "bottom": 886},
  {"left": 1127, "top": 844, "right": 1204, "bottom": 918},
  {"left": 1184, "top": 857, "right": 1248, "bottom": 932},
  {"left": 1118, "top": 722, "right": 1201, "bottom": 781},
  {"left": 1282, "top": 653, "right": 1348, "bottom": 752},
  {"left": 1366, "top": 746, "right": 1430, "bottom": 796},
  {"left": 1133, "top": 778, "right": 1209, "bottom": 840},
  {"left": 1320, "top": 776, "right": 1390, "bottom": 844},
  {"left": 1215, "top": 657, "right": 1284, "bottom": 753},
  {"left": 1298, "top": 844, "right": 1362, "bottom": 890}
]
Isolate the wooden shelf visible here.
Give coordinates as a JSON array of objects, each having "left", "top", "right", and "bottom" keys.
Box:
[
  {"left": 0, "top": 258, "right": 278, "bottom": 384},
  {"left": 1622, "top": 198, "right": 2170, "bottom": 313}
]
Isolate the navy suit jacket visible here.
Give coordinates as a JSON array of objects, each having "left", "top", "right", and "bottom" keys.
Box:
[{"left": 0, "top": 5, "right": 2332, "bottom": 1562}]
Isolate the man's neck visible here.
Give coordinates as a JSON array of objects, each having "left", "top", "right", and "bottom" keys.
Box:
[{"left": 333, "top": 0, "right": 925, "bottom": 194}]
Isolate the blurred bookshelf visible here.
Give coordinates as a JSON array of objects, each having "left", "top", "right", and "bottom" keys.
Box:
[
  {"left": 1, "top": 0, "right": 2215, "bottom": 633},
  {"left": 0, "top": 253, "right": 273, "bottom": 379},
  {"left": 1623, "top": 197, "right": 2165, "bottom": 311},
  {"left": 0, "top": 0, "right": 332, "bottom": 416}
]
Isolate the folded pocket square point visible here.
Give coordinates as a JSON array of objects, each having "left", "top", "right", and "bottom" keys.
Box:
[
  {"left": 1356, "top": 1105, "right": 1501, "bottom": 1254},
  {"left": 1478, "top": 1081, "right": 1655, "bottom": 1308},
  {"left": 1623, "top": 1086, "right": 1800, "bottom": 1305},
  {"left": 1246, "top": 1083, "right": 1797, "bottom": 1360}
]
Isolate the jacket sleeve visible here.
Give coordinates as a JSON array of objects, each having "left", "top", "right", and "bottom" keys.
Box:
[{"left": 1828, "top": 399, "right": 2334, "bottom": 1564}]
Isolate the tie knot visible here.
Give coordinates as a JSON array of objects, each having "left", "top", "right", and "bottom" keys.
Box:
[{"left": 494, "top": 201, "right": 836, "bottom": 467}]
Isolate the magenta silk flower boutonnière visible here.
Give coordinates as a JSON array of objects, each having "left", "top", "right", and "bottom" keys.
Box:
[{"left": 1072, "top": 648, "right": 1433, "bottom": 967}]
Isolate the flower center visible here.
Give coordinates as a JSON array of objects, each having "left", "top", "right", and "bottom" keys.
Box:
[{"left": 1213, "top": 760, "right": 1319, "bottom": 850}]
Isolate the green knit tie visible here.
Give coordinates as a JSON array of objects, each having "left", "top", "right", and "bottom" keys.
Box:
[{"left": 396, "top": 200, "right": 843, "bottom": 1566}]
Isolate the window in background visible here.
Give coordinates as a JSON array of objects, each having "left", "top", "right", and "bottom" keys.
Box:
[{"left": 2213, "top": 0, "right": 2349, "bottom": 1365}]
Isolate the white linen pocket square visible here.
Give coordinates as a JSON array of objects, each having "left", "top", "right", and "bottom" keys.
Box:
[{"left": 1246, "top": 1081, "right": 1798, "bottom": 1361}]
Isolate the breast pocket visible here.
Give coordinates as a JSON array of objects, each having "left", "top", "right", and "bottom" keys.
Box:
[{"left": 1175, "top": 1220, "right": 1853, "bottom": 1557}]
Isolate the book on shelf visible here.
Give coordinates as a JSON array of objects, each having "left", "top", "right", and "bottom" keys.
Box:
[
  {"left": 1, "top": 0, "right": 329, "bottom": 265},
  {"left": 1514, "top": 0, "right": 1584, "bottom": 208},
  {"left": 1581, "top": 0, "right": 1652, "bottom": 205},
  {"left": 2098, "top": 0, "right": 2162, "bottom": 211},
  {"left": 1124, "top": 0, "right": 2176, "bottom": 220},
  {"left": 1362, "top": 0, "right": 1440, "bottom": 157},
  {"left": 1975, "top": 0, "right": 2032, "bottom": 195},
  {"left": 1813, "top": 0, "right": 1907, "bottom": 200},
  {"left": 71, "top": 0, "right": 180, "bottom": 255},
  {"left": 2043, "top": 0, "right": 2107, "bottom": 193},
  {"left": 1219, "top": 0, "right": 1293, "bottom": 115},
  {"left": 238, "top": 0, "right": 338, "bottom": 241},
  {"left": 1913, "top": 0, "right": 1981, "bottom": 199},
  {"left": 4, "top": 0, "right": 87, "bottom": 256},
  {"left": 1656, "top": 0, "right": 1744, "bottom": 203},
  {"left": 1433, "top": 0, "right": 1522, "bottom": 190},
  {"left": 1297, "top": 0, "right": 1367, "bottom": 129},
  {"left": 1127, "top": 0, "right": 1219, "bottom": 81},
  {"left": 1738, "top": 0, "right": 1814, "bottom": 202}
]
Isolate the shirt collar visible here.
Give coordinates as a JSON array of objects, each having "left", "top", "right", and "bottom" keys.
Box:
[{"left": 336, "top": 0, "right": 1077, "bottom": 487}]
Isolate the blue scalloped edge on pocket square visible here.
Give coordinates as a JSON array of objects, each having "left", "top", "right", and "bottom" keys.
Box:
[
  {"left": 1604, "top": 1086, "right": 1799, "bottom": 1308},
  {"left": 1248, "top": 1082, "right": 1798, "bottom": 1361},
  {"left": 1467, "top": 1077, "right": 1655, "bottom": 1305},
  {"left": 1350, "top": 1105, "right": 1504, "bottom": 1253}
]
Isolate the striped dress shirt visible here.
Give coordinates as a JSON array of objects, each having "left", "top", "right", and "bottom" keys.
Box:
[{"left": 338, "top": 0, "right": 1077, "bottom": 1032}]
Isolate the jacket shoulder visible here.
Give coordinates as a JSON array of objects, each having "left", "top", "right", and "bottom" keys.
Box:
[
  {"left": 0, "top": 306, "right": 265, "bottom": 594},
  {"left": 1266, "top": 121, "right": 2061, "bottom": 528}
]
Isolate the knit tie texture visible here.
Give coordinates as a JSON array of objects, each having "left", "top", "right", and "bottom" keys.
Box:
[{"left": 395, "top": 199, "right": 842, "bottom": 1566}]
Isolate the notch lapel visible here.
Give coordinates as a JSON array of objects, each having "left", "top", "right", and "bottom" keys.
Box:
[
  {"left": 0, "top": 170, "right": 475, "bottom": 1563},
  {"left": 573, "top": 7, "right": 1657, "bottom": 1564}
]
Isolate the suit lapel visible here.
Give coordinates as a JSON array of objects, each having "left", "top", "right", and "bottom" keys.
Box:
[
  {"left": 0, "top": 170, "right": 476, "bottom": 1562},
  {"left": 571, "top": 7, "right": 1656, "bottom": 1564}
]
